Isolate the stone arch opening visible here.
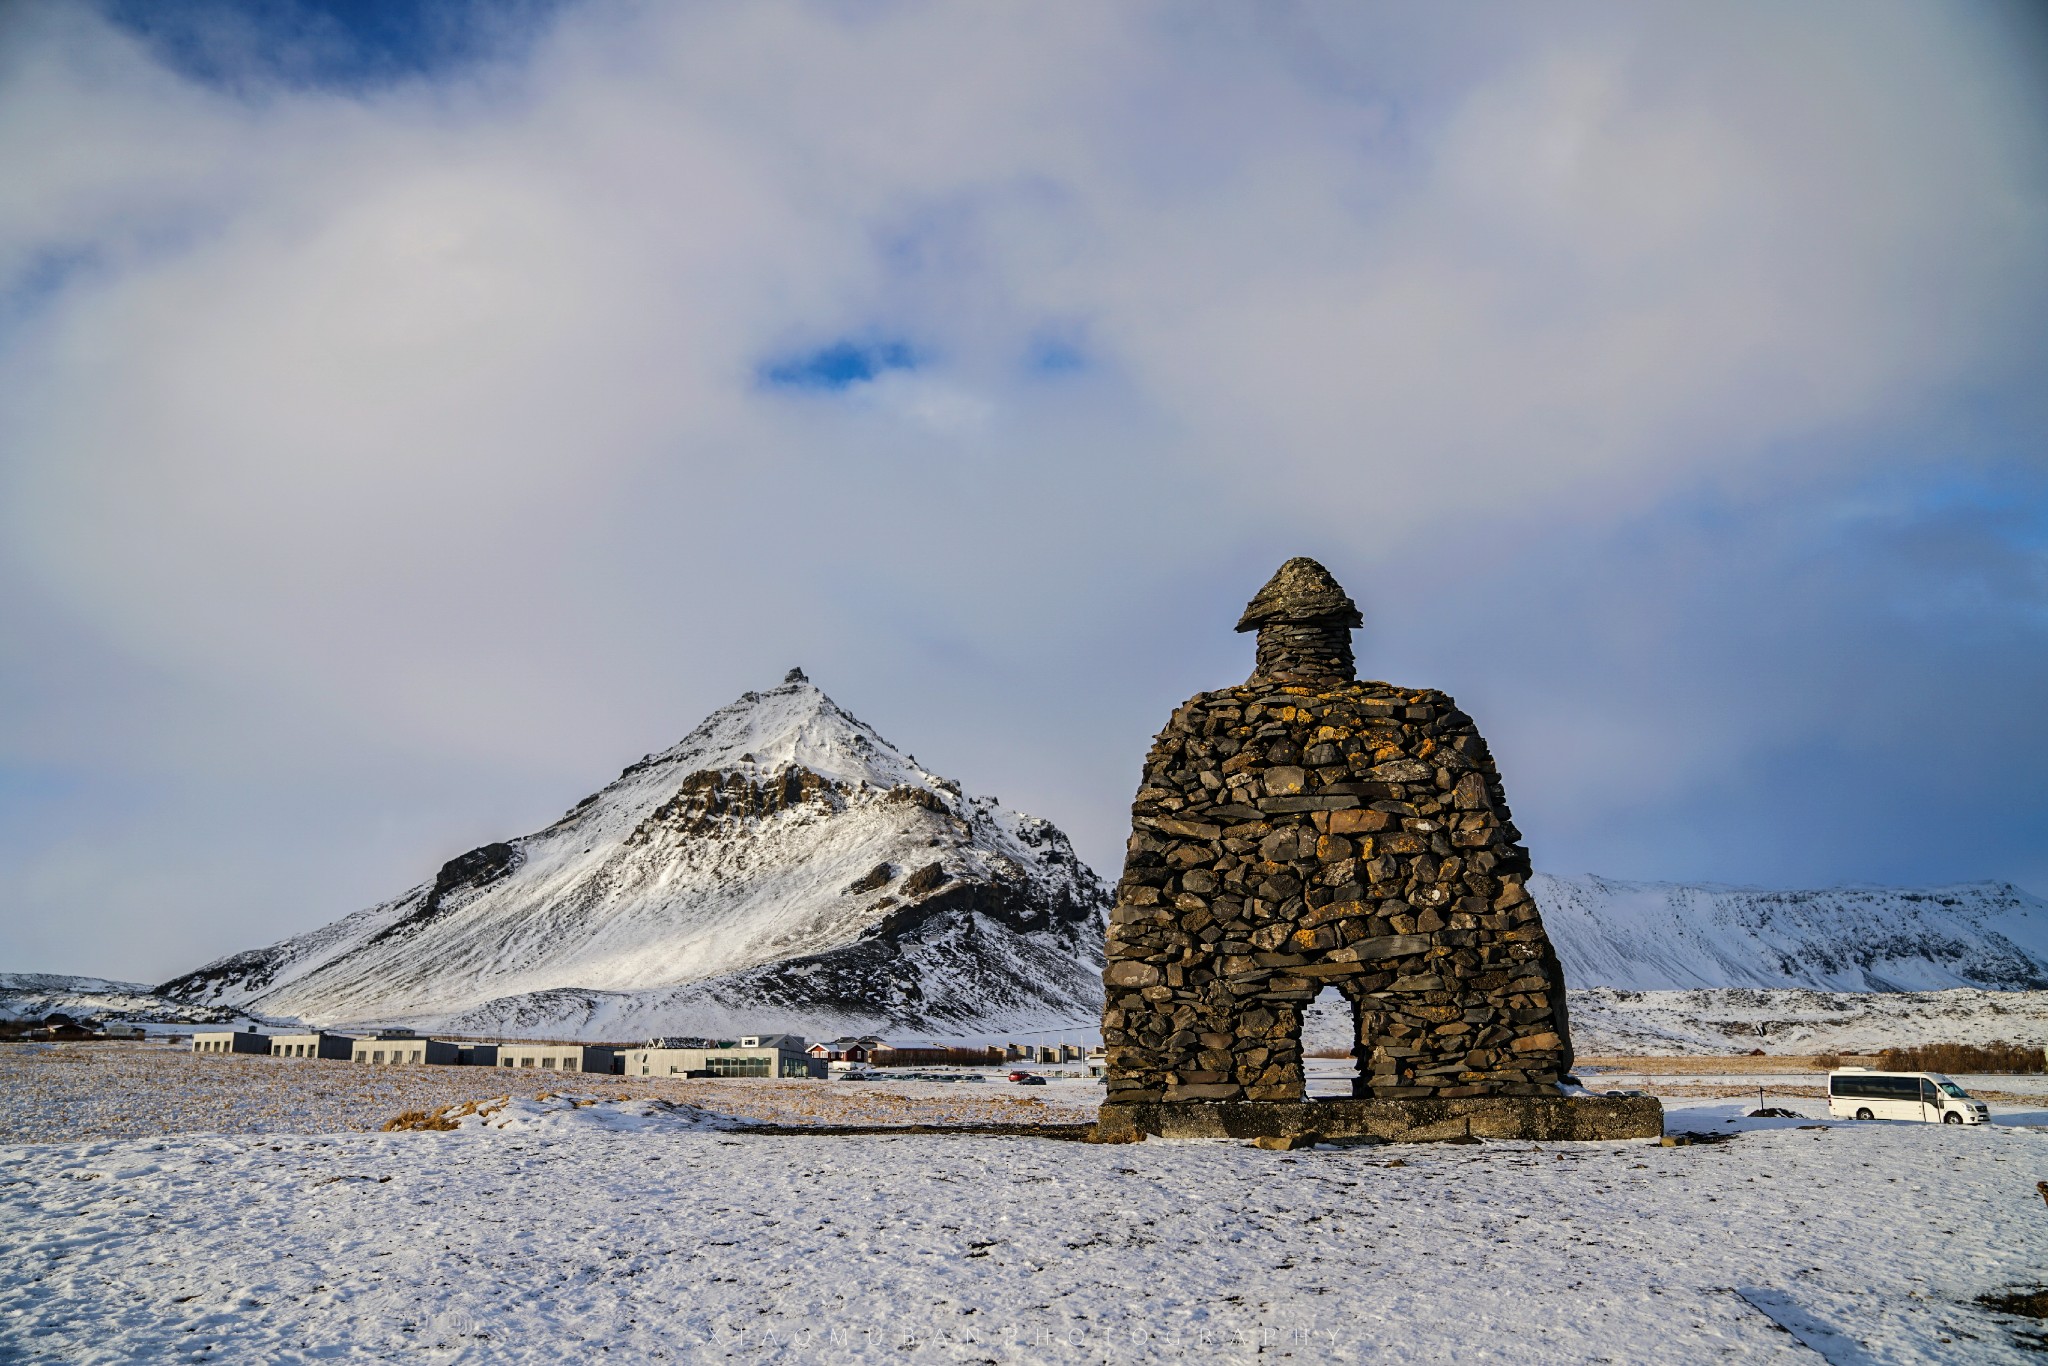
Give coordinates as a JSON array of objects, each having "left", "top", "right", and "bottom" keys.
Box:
[{"left": 1304, "top": 984, "right": 1363, "bottom": 1097}]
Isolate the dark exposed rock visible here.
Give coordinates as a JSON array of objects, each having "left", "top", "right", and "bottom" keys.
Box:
[
  {"left": 627, "top": 767, "right": 843, "bottom": 842},
  {"left": 361, "top": 842, "right": 521, "bottom": 948},
  {"left": 900, "top": 862, "right": 948, "bottom": 898},
  {"left": 846, "top": 863, "right": 895, "bottom": 895}
]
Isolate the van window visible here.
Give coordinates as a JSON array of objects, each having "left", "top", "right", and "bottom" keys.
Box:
[{"left": 1833, "top": 1074, "right": 1925, "bottom": 1100}]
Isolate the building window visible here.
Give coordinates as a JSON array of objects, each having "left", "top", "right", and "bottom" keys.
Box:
[
  {"left": 705, "top": 1055, "right": 769, "bottom": 1078},
  {"left": 410, "top": 1050, "right": 422, "bottom": 1063}
]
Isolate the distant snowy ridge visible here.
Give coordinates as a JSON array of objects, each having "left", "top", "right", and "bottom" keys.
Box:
[
  {"left": 0, "top": 973, "right": 152, "bottom": 995},
  {"left": 154, "top": 673, "right": 1109, "bottom": 1036},
  {"left": 1567, "top": 987, "right": 2048, "bottom": 1056},
  {"left": 1533, "top": 873, "right": 2048, "bottom": 992},
  {"left": 0, "top": 973, "right": 248, "bottom": 1027}
]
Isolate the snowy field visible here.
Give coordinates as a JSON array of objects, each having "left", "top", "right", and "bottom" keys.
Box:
[
  {"left": 5, "top": 1046, "right": 2048, "bottom": 1363},
  {"left": 0, "top": 1043, "right": 1096, "bottom": 1145},
  {"left": 5, "top": 1101, "right": 2048, "bottom": 1363}
]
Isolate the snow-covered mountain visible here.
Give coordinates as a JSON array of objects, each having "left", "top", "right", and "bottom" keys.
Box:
[
  {"left": 1534, "top": 873, "right": 2048, "bottom": 992},
  {"left": 1566, "top": 986, "right": 2048, "bottom": 1055},
  {"left": 156, "top": 672, "right": 1109, "bottom": 1037}
]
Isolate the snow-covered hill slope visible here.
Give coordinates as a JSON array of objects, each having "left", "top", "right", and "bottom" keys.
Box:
[
  {"left": 156, "top": 672, "right": 1108, "bottom": 1035},
  {"left": 1533, "top": 874, "right": 2048, "bottom": 992},
  {"left": 0, "top": 974, "right": 245, "bottom": 1027},
  {"left": 1567, "top": 987, "right": 2048, "bottom": 1055}
]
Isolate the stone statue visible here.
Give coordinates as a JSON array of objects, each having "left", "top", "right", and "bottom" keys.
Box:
[{"left": 1097, "top": 558, "right": 1658, "bottom": 1143}]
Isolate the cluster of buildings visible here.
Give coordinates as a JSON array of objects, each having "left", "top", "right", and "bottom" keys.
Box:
[
  {"left": 805, "top": 1036, "right": 1092, "bottom": 1066},
  {"left": 191, "top": 1028, "right": 820, "bottom": 1079},
  {"left": 190, "top": 1027, "right": 1102, "bottom": 1078}
]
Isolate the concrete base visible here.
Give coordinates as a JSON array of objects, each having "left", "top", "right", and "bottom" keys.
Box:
[{"left": 1096, "top": 1094, "right": 1664, "bottom": 1145}]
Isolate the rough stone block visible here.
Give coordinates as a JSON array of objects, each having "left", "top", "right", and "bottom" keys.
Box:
[{"left": 1095, "top": 1096, "right": 1663, "bottom": 1145}]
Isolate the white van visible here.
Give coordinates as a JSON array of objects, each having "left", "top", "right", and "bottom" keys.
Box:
[{"left": 1828, "top": 1068, "right": 1989, "bottom": 1125}]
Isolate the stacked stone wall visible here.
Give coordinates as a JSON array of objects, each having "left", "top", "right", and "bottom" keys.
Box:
[{"left": 1103, "top": 678, "right": 1573, "bottom": 1104}]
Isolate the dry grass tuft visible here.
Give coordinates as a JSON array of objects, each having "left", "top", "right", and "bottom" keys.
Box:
[{"left": 382, "top": 1096, "right": 508, "bottom": 1131}]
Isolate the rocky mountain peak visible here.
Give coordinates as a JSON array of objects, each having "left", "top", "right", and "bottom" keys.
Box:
[{"left": 154, "top": 671, "right": 1110, "bottom": 1037}]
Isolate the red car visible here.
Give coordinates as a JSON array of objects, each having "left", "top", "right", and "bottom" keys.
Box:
[{"left": 1007, "top": 1070, "right": 1036, "bottom": 1082}]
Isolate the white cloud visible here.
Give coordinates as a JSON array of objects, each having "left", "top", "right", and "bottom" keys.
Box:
[{"left": 0, "top": 0, "right": 2043, "bottom": 976}]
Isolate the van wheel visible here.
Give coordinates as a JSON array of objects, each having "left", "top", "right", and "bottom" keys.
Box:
[
  {"left": 1943, "top": 1112, "right": 1962, "bottom": 1125},
  {"left": 1855, "top": 1108, "right": 1874, "bottom": 1121}
]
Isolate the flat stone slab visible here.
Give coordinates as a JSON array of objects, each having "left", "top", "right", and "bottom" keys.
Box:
[{"left": 1096, "top": 1095, "right": 1664, "bottom": 1144}]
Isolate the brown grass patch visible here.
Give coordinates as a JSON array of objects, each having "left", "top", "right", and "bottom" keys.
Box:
[
  {"left": 1878, "top": 1041, "right": 2046, "bottom": 1075},
  {"left": 382, "top": 1096, "right": 508, "bottom": 1131}
]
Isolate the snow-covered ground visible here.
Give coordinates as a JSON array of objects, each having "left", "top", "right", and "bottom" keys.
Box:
[
  {"left": 5, "top": 1046, "right": 2048, "bottom": 1362},
  {"left": 4, "top": 1101, "right": 2046, "bottom": 1363},
  {"left": 0, "top": 1043, "right": 1096, "bottom": 1146}
]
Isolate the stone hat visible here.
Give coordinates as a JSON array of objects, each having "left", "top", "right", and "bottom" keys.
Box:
[{"left": 1234, "top": 557, "right": 1363, "bottom": 633}]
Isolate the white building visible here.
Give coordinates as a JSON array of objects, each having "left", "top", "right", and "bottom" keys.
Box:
[
  {"left": 624, "top": 1039, "right": 816, "bottom": 1079},
  {"left": 191, "top": 1030, "right": 268, "bottom": 1056},
  {"left": 352, "top": 1035, "right": 460, "bottom": 1066},
  {"left": 269, "top": 1031, "right": 353, "bottom": 1060},
  {"left": 495, "top": 1044, "right": 617, "bottom": 1074}
]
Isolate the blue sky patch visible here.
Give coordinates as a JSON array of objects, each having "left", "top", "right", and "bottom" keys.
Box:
[
  {"left": 1028, "top": 337, "right": 1088, "bottom": 375},
  {"left": 759, "top": 339, "right": 921, "bottom": 392},
  {"left": 101, "top": 0, "right": 566, "bottom": 95}
]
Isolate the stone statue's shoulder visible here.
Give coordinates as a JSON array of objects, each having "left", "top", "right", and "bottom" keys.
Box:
[
  {"left": 1174, "top": 685, "right": 1256, "bottom": 715},
  {"left": 1347, "top": 679, "right": 1464, "bottom": 709}
]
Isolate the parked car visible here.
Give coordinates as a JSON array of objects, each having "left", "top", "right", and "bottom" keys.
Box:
[
  {"left": 1015, "top": 1074, "right": 1046, "bottom": 1086},
  {"left": 1827, "top": 1068, "right": 1989, "bottom": 1124},
  {"left": 833, "top": 1067, "right": 880, "bottom": 1081},
  {"left": 1007, "top": 1070, "right": 1036, "bottom": 1082}
]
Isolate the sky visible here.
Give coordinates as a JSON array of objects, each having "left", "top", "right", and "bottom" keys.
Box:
[{"left": 2, "top": 0, "right": 2045, "bottom": 984}]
